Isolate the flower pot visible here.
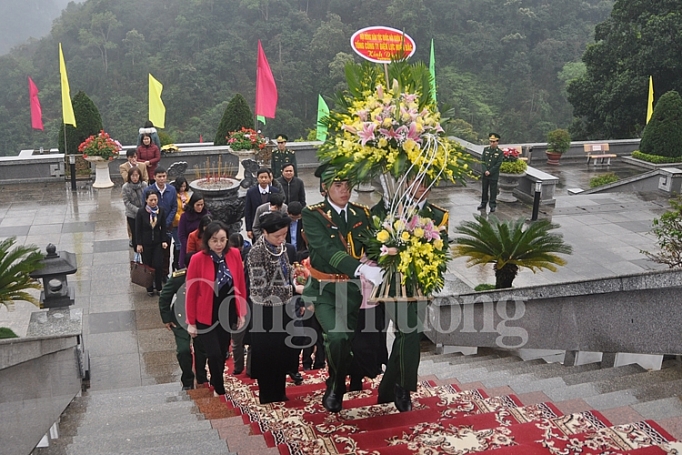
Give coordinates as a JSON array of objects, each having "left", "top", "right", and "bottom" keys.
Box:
[
  {"left": 497, "top": 172, "right": 526, "bottom": 203},
  {"left": 546, "top": 151, "right": 563, "bottom": 165},
  {"left": 84, "top": 156, "right": 114, "bottom": 188}
]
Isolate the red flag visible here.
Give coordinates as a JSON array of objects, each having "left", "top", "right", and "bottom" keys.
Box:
[
  {"left": 199, "top": 134, "right": 203, "bottom": 143},
  {"left": 28, "top": 77, "right": 44, "bottom": 131},
  {"left": 255, "top": 40, "right": 278, "bottom": 119}
]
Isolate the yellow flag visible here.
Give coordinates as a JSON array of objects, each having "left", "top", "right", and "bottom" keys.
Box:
[
  {"left": 646, "top": 76, "right": 654, "bottom": 124},
  {"left": 149, "top": 73, "right": 165, "bottom": 128},
  {"left": 59, "top": 43, "right": 76, "bottom": 127}
]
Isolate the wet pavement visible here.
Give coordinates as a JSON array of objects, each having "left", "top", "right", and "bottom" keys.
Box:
[{"left": 0, "top": 159, "right": 671, "bottom": 391}]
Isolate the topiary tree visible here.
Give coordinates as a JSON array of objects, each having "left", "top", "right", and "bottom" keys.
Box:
[
  {"left": 58, "top": 91, "right": 104, "bottom": 154},
  {"left": 640, "top": 90, "right": 682, "bottom": 158},
  {"left": 214, "top": 94, "right": 254, "bottom": 145}
]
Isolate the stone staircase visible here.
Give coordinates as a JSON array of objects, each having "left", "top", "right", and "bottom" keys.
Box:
[
  {"left": 417, "top": 346, "right": 682, "bottom": 438},
  {"left": 34, "top": 345, "right": 682, "bottom": 454},
  {"left": 32, "top": 383, "right": 236, "bottom": 455}
]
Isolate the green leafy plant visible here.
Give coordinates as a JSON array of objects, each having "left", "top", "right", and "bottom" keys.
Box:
[
  {"left": 640, "top": 91, "right": 682, "bottom": 159},
  {"left": 214, "top": 94, "right": 254, "bottom": 146},
  {"left": 0, "top": 237, "right": 43, "bottom": 310},
  {"left": 589, "top": 172, "right": 619, "bottom": 188},
  {"left": 546, "top": 128, "right": 571, "bottom": 154},
  {"left": 453, "top": 216, "right": 572, "bottom": 289},
  {"left": 642, "top": 196, "right": 682, "bottom": 268},
  {"left": 632, "top": 151, "right": 682, "bottom": 164},
  {"left": 474, "top": 283, "right": 496, "bottom": 291},
  {"left": 500, "top": 160, "right": 528, "bottom": 175}
]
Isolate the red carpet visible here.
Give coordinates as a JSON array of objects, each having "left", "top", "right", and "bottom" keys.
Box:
[{"left": 207, "top": 355, "right": 681, "bottom": 454}]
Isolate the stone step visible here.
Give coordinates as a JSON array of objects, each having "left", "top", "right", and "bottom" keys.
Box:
[
  {"left": 67, "top": 390, "right": 191, "bottom": 412},
  {"left": 586, "top": 379, "right": 682, "bottom": 411},
  {"left": 481, "top": 362, "right": 601, "bottom": 388},
  {"left": 63, "top": 400, "right": 198, "bottom": 423},
  {"left": 85, "top": 382, "right": 181, "bottom": 397},
  {"left": 632, "top": 397, "right": 682, "bottom": 420},
  {"left": 434, "top": 356, "right": 523, "bottom": 380},
  {"left": 61, "top": 419, "right": 213, "bottom": 440},
  {"left": 66, "top": 407, "right": 204, "bottom": 436},
  {"left": 561, "top": 363, "right": 646, "bottom": 386},
  {"left": 67, "top": 428, "right": 223, "bottom": 454},
  {"left": 419, "top": 355, "right": 503, "bottom": 375},
  {"left": 548, "top": 365, "right": 681, "bottom": 402},
  {"left": 65, "top": 439, "right": 231, "bottom": 455},
  {"left": 445, "top": 358, "right": 535, "bottom": 383}
]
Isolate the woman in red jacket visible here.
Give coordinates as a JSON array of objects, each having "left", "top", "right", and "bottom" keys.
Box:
[
  {"left": 136, "top": 133, "right": 161, "bottom": 180},
  {"left": 186, "top": 221, "right": 247, "bottom": 396}
]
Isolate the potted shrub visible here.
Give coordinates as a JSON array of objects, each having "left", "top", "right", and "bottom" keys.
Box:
[
  {"left": 498, "top": 147, "right": 528, "bottom": 203},
  {"left": 546, "top": 128, "right": 571, "bottom": 165}
]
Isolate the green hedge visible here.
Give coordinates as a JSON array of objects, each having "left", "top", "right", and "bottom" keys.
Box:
[
  {"left": 631, "top": 150, "right": 682, "bottom": 164},
  {"left": 589, "top": 172, "right": 619, "bottom": 188}
]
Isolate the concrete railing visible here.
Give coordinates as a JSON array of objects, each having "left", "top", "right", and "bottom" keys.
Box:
[{"left": 424, "top": 268, "right": 682, "bottom": 359}]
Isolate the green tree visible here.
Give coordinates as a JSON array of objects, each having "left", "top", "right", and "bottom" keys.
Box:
[
  {"left": 568, "top": 0, "right": 682, "bottom": 139},
  {"left": 453, "top": 216, "right": 572, "bottom": 289},
  {"left": 214, "top": 94, "right": 254, "bottom": 145},
  {"left": 639, "top": 91, "right": 682, "bottom": 158},
  {"left": 78, "top": 11, "right": 121, "bottom": 74},
  {"left": 58, "top": 91, "right": 104, "bottom": 154},
  {"left": 0, "top": 237, "right": 43, "bottom": 310}
]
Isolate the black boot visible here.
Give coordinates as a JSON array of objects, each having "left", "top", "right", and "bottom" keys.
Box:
[{"left": 394, "top": 384, "right": 412, "bottom": 412}]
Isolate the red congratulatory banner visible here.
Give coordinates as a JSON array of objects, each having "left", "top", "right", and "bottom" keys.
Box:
[{"left": 350, "top": 26, "right": 416, "bottom": 64}]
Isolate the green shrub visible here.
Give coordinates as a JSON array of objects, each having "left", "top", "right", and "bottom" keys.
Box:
[
  {"left": 58, "top": 91, "right": 103, "bottom": 154},
  {"left": 642, "top": 196, "right": 682, "bottom": 268},
  {"left": 214, "top": 94, "right": 254, "bottom": 145},
  {"left": 547, "top": 128, "right": 571, "bottom": 154},
  {"left": 589, "top": 172, "right": 619, "bottom": 188},
  {"left": 0, "top": 327, "right": 18, "bottom": 339},
  {"left": 640, "top": 90, "right": 682, "bottom": 158},
  {"left": 500, "top": 160, "right": 528, "bottom": 174},
  {"left": 632, "top": 150, "right": 682, "bottom": 164},
  {"left": 474, "top": 283, "right": 496, "bottom": 291},
  {"left": 158, "top": 131, "right": 173, "bottom": 146}
]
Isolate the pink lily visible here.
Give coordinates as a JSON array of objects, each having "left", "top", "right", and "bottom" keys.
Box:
[
  {"left": 379, "top": 127, "right": 401, "bottom": 141},
  {"left": 358, "top": 122, "right": 376, "bottom": 146},
  {"left": 342, "top": 124, "right": 357, "bottom": 134}
]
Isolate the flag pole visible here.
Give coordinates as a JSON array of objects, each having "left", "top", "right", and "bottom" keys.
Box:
[
  {"left": 254, "top": 41, "right": 259, "bottom": 129},
  {"left": 64, "top": 121, "right": 76, "bottom": 191}
]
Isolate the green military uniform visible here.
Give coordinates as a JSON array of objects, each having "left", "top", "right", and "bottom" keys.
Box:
[
  {"left": 158, "top": 269, "right": 207, "bottom": 389},
  {"left": 271, "top": 134, "right": 298, "bottom": 178},
  {"left": 371, "top": 199, "right": 449, "bottom": 406},
  {"left": 302, "top": 199, "right": 371, "bottom": 398},
  {"left": 480, "top": 145, "right": 504, "bottom": 211}
]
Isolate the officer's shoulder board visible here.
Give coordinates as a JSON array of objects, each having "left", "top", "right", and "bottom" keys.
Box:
[
  {"left": 172, "top": 269, "right": 187, "bottom": 278},
  {"left": 307, "top": 202, "right": 324, "bottom": 211},
  {"left": 429, "top": 203, "right": 449, "bottom": 215},
  {"left": 349, "top": 202, "right": 371, "bottom": 216}
]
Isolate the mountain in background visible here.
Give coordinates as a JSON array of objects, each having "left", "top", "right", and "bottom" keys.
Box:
[{"left": 0, "top": 0, "right": 82, "bottom": 55}]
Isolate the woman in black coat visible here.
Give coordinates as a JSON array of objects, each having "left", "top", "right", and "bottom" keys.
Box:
[{"left": 135, "top": 189, "right": 168, "bottom": 296}]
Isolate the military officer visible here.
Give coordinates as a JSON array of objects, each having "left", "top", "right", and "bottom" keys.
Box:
[
  {"left": 271, "top": 134, "right": 298, "bottom": 178},
  {"left": 158, "top": 268, "right": 208, "bottom": 390},
  {"left": 372, "top": 180, "right": 449, "bottom": 412},
  {"left": 478, "top": 132, "right": 504, "bottom": 213},
  {"left": 301, "top": 163, "right": 383, "bottom": 413}
]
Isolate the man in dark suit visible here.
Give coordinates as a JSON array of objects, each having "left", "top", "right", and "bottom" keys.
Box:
[
  {"left": 244, "top": 167, "right": 280, "bottom": 240},
  {"left": 286, "top": 201, "right": 308, "bottom": 261}
]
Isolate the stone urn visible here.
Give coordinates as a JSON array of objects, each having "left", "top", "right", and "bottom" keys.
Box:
[
  {"left": 497, "top": 172, "right": 526, "bottom": 203},
  {"left": 84, "top": 156, "right": 114, "bottom": 189},
  {"left": 189, "top": 177, "right": 244, "bottom": 234}
]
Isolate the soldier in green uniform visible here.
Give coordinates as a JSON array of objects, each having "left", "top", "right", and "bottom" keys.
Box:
[
  {"left": 302, "top": 163, "right": 383, "bottom": 413},
  {"left": 158, "top": 268, "right": 208, "bottom": 390},
  {"left": 372, "top": 180, "right": 449, "bottom": 412},
  {"left": 478, "top": 132, "right": 504, "bottom": 213},
  {"left": 271, "top": 134, "right": 298, "bottom": 178}
]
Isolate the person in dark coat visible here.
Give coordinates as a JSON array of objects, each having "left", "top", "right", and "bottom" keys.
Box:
[
  {"left": 271, "top": 134, "right": 297, "bottom": 178},
  {"left": 135, "top": 189, "right": 168, "bottom": 296},
  {"left": 244, "top": 167, "right": 280, "bottom": 240},
  {"left": 276, "top": 163, "right": 306, "bottom": 206},
  {"left": 478, "top": 132, "right": 504, "bottom": 213},
  {"left": 178, "top": 192, "right": 209, "bottom": 268}
]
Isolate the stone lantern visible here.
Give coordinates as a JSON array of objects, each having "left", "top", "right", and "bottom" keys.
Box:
[{"left": 29, "top": 244, "right": 77, "bottom": 308}]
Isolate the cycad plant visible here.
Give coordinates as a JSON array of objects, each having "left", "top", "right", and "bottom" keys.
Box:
[
  {"left": 0, "top": 237, "right": 43, "bottom": 310},
  {"left": 453, "top": 216, "right": 572, "bottom": 289}
]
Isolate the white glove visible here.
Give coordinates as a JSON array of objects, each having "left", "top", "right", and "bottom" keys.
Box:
[{"left": 357, "top": 264, "right": 384, "bottom": 287}]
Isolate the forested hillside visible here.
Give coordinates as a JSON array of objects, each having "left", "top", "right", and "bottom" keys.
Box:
[{"left": 0, "top": 0, "right": 613, "bottom": 156}]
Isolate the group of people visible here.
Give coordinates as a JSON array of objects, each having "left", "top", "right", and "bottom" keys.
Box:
[{"left": 135, "top": 130, "right": 450, "bottom": 414}]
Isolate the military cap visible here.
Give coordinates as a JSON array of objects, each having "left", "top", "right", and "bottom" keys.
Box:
[
  {"left": 275, "top": 134, "right": 288, "bottom": 143},
  {"left": 314, "top": 161, "right": 345, "bottom": 182},
  {"left": 489, "top": 133, "right": 500, "bottom": 141}
]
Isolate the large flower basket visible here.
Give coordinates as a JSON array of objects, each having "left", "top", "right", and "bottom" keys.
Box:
[
  {"left": 84, "top": 156, "right": 114, "bottom": 189},
  {"left": 317, "top": 62, "right": 476, "bottom": 300}
]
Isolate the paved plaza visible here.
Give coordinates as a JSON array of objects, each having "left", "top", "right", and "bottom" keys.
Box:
[{"left": 0, "top": 161, "right": 670, "bottom": 391}]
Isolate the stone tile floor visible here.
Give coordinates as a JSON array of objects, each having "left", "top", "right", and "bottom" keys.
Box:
[{"left": 0, "top": 160, "right": 671, "bottom": 391}]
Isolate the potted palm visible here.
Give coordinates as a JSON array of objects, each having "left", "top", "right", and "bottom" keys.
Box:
[
  {"left": 546, "top": 128, "right": 571, "bottom": 165},
  {"left": 452, "top": 216, "right": 572, "bottom": 288},
  {"left": 498, "top": 147, "right": 528, "bottom": 203}
]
